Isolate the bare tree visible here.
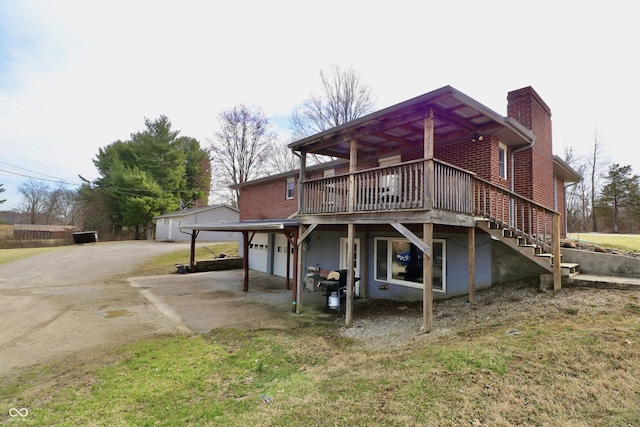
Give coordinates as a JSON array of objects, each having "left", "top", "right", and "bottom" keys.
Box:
[
  {"left": 0, "top": 183, "right": 6, "bottom": 205},
  {"left": 208, "top": 104, "right": 278, "bottom": 207},
  {"left": 18, "top": 179, "right": 50, "bottom": 224},
  {"left": 563, "top": 145, "right": 586, "bottom": 232},
  {"left": 588, "top": 127, "right": 607, "bottom": 232},
  {"left": 290, "top": 64, "right": 375, "bottom": 162},
  {"left": 268, "top": 140, "right": 301, "bottom": 174},
  {"left": 47, "top": 183, "right": 81, "bottom": 225}
]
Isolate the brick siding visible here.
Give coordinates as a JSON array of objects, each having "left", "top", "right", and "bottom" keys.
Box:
[
  {"left": 239, "top": 180, "right": 298, "bottom": 220},
  {"left": 507, "top": 87, "right": 555, "bottom": 210}
]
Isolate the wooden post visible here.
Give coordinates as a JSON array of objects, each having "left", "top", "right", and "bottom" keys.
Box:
[
  {"left": 345, "top": 223, "right": 355, "bottom": 327},
  {"left": 348, "top": 139, "right": 357, "bottom": 213},
  {"left": 553, "top": 213, "right": 562, "bottom": 290},
  {"left": 295, "top": 225, "right": 305, "bottom": 313},
  {"left": 286, "top": 238, "right": 291, "bottom": 291},
  {"left": 422, "top": 223, "right": 433, "bottom": 333},
  {"left": 189, "top": 230, "right": 199, "bottom": 272},
  {"left": 424, "top": 109, "right": 434, "bottom": 210},
  {"left": 345, "top": 138, "right": 358, "bottom": 326},
  {"left": 298, "top": 153, "right": 306, "bottom": 214},
  {"left": 242, "top": 231, "right": 250, "bottom": 292},
  {"left": 468, "top": 227, "right": 475, "bottom": 303}
]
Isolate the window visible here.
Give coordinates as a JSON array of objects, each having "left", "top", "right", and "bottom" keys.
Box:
[
  {"left": 286, "top": 177, "right": 295, "bottom": 199},
  {"left": 498, "top": 142, "right": 507, "bottom": 180},
  {"left": 374, "top": 238, "right": 446, "bottom": 292}
]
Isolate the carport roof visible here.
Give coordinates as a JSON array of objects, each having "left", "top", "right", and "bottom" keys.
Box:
[{"left": 179, "top": 219, "right": 299, "bottom": 233}]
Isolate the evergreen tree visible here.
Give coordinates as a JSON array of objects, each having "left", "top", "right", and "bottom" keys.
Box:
[
  {"left": 86, "top": 116, "right": 210, "bottom": 239},
  {"left": 599, "top": 164, "right": 640, "bottom": 233}
]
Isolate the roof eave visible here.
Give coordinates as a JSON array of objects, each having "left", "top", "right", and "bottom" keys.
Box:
[
  {"left": 179, "top": 219, "right": 299, "bottom": 233},
  {"left": 553, "top": 155, "right": 582, "bottom": 183}
]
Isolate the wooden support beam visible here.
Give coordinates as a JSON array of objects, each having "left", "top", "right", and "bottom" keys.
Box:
[
  {"left": 348, "top": 139, "right": 357, "bottom": 213},
  {"left": 390, "top": 222, "right": 431, "bottom": 259},
  {"left": 345, "top": 223, "right": 355, "bottom": 327},
  {"left": 286, "top": 239, "right": 291, "bottom": 291},
  {"left": 424, "top": 109, "right": 435, "bottom": 210},
  {"left": 295, "top": 225, "right": 305, "bottom": 313},
  {"left": 468, "top": 227, "right": 475, "bottom": 303},
  {"left": 242, "top": 231, "right": 250, "bottom": 292},
  {"left": 422, "top": 222, "right": 433, "bottom": 333},
  {"left": 553, "top": 213, "right": 562, "bottom": 290},
  {"left": 298, "top": 153, "right": 306, "bottom": 214},
  {"left": 283, "top": 229, "right": 299, "bottom": 293},
  {"left": 189, "top": 230, "right": 199, "bottom": 272},
  {"left": 298, "top": 223, "right": 317, "bottom": 244}
]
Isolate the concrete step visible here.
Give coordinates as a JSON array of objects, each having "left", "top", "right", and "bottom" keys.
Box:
[
  {"left": 561, "top": 262, "right": 580, "bottom": 277},
  {"left": 564, "top": 273, "right": 640, "bottom": 288}
]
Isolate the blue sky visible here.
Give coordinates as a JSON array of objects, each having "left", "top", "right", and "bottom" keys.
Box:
[{"left": 1, "top": 0, "right": 638, "bottom": 210}]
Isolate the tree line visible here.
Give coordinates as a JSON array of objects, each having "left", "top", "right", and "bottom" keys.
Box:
[{"left": 564, "top": 128, "right": 640, "bottom": 234}]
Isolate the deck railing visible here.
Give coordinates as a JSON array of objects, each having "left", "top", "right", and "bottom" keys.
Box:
[
  {"left": 300, "top": 159, "right": 556, "bottom": 250},
  {"left": 473, "top": 177, "right": 556, "bottom": 252},
  {"left": 302, "top": 159, "right": 474, "bottom": 214}
]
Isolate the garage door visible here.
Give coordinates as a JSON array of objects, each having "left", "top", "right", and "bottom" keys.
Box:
[
  {"left": 273, "top": 234, "right": 293, "bottom": 277},
  {"left": 248, "top": 233, "right": 269, "bottom": 273}
]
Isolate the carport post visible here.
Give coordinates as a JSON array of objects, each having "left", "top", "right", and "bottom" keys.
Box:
[
  {"left": 242, "top": 231, "right": 250, "bottom": 292},
  {"left": 189, "top": 230, "right": 199, "bottom": 272}
]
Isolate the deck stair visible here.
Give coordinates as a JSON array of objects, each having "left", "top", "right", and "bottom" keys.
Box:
[{"left": 476, "top": 218, "right": 580, "bottom": 278}]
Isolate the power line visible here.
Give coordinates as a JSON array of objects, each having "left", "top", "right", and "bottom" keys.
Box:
[
  {"left": 0, "top": 168, "right": 84, "bottom": 186},
  {"left": 0, "top": 164, "right": 193, "bottom": 196},
  {"left": 0, "top": 160, "right": 76, "bottom": 182}
]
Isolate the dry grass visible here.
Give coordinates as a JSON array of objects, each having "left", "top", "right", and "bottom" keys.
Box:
[
  {"left": 128, "top": 241, "right": 239, "bottom": 276},
  {"left": 0, "top": 246, "right": 58, "bottom": 265}
]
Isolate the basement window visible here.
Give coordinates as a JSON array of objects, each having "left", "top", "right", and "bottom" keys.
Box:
[{"left": 374, "top": 238, "right": 446, "bottom": 292}]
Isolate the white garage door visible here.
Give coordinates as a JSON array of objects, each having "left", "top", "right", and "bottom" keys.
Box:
[
  {"left": 248, "top": 233, "right": 269, "bottom": 273},
  {"left": 273, "top": 234, "right": 293, "bottom": 277}
]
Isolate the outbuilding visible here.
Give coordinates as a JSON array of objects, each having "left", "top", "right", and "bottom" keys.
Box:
[{"left": 154, "top": 205, "right": 240, "bottom": 243}]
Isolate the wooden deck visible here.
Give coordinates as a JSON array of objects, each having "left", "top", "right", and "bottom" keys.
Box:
[{"left": 300, "top": 158, "right": 558, "bottom": 253}]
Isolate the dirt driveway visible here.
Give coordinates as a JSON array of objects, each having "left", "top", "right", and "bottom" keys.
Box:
[{"left": 0, "top": 241, "right": 327, "bottom": 378}]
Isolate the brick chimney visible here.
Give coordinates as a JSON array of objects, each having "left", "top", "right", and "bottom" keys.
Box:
[{"left": 507, "top": 87, "right": 554, "bottom": 209}]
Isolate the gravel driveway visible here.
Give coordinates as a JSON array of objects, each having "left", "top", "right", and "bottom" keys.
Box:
[
  {"left": 0, "top": 241, "right": 195, "bottom": 377},
  {"left": 0, "top": 241, "right": 329, "bottom": 378}
]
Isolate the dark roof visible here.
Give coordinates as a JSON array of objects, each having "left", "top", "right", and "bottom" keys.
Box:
[
  {"left": 288, "top": 85, "right": 535, "bottom": 160},
  {"left": 230, "top": 159, "right": 347, "bottom": 190}
]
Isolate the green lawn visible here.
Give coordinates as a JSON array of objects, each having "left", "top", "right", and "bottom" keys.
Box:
[{"left": 567, "top": 233, "right": 640, "bottom": 252}]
